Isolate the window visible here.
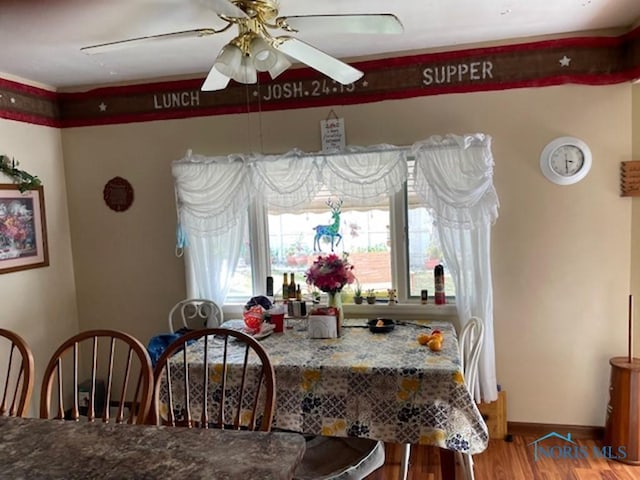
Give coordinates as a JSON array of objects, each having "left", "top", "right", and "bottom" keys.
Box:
[
  {"left": 268, "top": 195, "right": 392, "bottom": 299},
  {"left": 227, "top": 177, "right": 455, "bottom": 302},
  {"left": 407, "top": 193, "right": 455, "bottom": 297}
]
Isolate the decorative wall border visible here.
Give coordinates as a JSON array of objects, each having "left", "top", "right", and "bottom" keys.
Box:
[
  {"left": 0, "top": 77, "right": 59, "bottom": 127},
  {"left": 2, "top": 27, "right": 640, "bottom": 128}
]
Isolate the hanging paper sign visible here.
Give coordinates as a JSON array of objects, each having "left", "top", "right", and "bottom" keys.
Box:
[{"left": 320, "top": 111, "right": 345, "bottom": 151}]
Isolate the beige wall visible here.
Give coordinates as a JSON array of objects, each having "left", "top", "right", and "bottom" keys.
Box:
[
  {"left": 58, "top": 83, "right": 632, "bottom": 427},
  {"left": 492, "top": 86, "right": 631, "bottom": 425},
  {"left": 0, "top": 118, "right": 79, "bottom": 417}
]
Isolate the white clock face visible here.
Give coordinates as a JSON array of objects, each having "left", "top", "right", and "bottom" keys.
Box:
[
  {"left": 540, "top": 136, "right": 592, "bottom": 185},
  {"left": 549, "top": 145, "right": 584, "bottom": 177}
]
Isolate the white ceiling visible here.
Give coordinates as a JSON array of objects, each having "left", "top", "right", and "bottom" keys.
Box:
[{"left": 2, "top": 0, "right": 640, "bottom": 91}]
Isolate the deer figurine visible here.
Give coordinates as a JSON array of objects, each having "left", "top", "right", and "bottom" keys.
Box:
[{"left": 313, "top": 199, "right": 343, "bottom": 252}]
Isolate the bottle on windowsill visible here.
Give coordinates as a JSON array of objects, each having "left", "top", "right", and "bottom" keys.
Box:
[
  {"left": 289, "top": 272, "right": 297, "bottom": 299},
  {"left": 282, "top": 273, "right": 289, "bottom": 302},
  {"left": 266, "top": 276, "right": 274, "bottom": 297},
  {"left": 434, "top": 264, "right": 446, "bottom": 305}
]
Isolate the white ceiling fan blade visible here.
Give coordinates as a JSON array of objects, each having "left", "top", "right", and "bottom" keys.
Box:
[
  {"left": 278, "top": 14, "right": 403, "bottom": 35},
  {"left": 81, "top": 29, "right": 215, "bottom": 54},
  {"left": 201, "top": 65, "right": 231, "bottom": 91},
  {"left": 204, "top": 0, "right": 248, "bottom": 18},
  {"left": 275, "top": 37, "right": 363, "bottom": 85}
]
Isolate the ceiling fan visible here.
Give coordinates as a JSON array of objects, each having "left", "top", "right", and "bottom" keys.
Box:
[{"left": 81, "top": 0, "right": 403, "bottom": 91}]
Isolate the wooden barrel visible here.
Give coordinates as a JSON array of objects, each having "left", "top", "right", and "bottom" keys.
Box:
[{"left": 604, "top": 356, "right": 640, "bottom": 464}]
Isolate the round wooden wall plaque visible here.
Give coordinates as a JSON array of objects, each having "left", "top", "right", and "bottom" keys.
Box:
[{"left": 103, "top": 177, "right": 134, "bottom": 212}]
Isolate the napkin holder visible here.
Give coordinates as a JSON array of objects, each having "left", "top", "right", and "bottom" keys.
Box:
[{"left": 308, "top": 315, "right": 338, "bottom": 339}]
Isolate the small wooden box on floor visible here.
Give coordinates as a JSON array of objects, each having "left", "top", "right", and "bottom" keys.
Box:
[{"left": 477, "top": 390, "right": 507, "bottom": 440}]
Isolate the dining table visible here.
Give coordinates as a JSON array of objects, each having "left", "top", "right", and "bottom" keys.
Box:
[
  {"left": 0, "top": 415, "right": 306, "bottom": 479},
  {"left": 158, "top": 317, "right": 488, "bottom": 477}
]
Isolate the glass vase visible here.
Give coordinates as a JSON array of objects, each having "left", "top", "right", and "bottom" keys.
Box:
[{"left": 327, "top": 291, "right": 344, "bottom": 336}]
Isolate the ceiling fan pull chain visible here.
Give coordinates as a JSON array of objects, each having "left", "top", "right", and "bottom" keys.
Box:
[{"left": 256, "top": 80, "right": 265, "bottom": 154}]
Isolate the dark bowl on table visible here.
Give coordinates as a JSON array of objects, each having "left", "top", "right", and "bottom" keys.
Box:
[{"left": 367, "top": 318, "right": 395, "bottom": 333}]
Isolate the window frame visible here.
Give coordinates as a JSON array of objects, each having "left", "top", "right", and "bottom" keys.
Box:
[{"left": 228, "top": 182, "right": 454, "bottom": 305}]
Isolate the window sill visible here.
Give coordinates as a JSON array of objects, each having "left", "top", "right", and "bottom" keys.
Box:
[
  {"left": 223, "top": 301, "right": 457, "bottom": 321},
  {"left": 343, "top": 302, "right": 456, "bottom": 318}
]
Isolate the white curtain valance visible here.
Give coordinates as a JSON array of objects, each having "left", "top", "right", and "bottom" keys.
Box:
[
  {"left": 172, "top": 153, "right": 253, "bottom": 236},
  {"left": 253, "top": 152, "right": 321, "bottom": 210},
  {"left": 172, "top": 144, "right": 408, "bottom": 235},
  {"left": 321, "top": 146, "right": 409, "bottom": 203},
  {"left": 412, "top": 134, "right": 499, "bottom": 230}
]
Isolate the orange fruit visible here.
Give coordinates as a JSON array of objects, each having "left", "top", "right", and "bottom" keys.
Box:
[
  {"left": 428, "top": 338, "right": 442, "bottom": 351},
  {"left": 417, "top": 333, "right": 431, "bottom": 345}
]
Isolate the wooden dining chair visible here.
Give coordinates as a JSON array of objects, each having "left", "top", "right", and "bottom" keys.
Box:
[
  {"left": 152, "top": 327, "right": 275, "bottom": 431},
  {"left": 0, "top": 329, "right": 35, "bottom": 417},
  {"left": 40, "top": 329, "right": 154, "bottom": 424},
  {"left": 168, "top": 298, "right": 223, "bottom": 333}
]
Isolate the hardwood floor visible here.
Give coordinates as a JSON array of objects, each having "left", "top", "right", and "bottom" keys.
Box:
[{"left": 365, "top": 437, "right": 640, "bottom": 480}]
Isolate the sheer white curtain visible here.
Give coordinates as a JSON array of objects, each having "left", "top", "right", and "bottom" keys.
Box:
[
  {"left": 172, "top": 152, "right": 253, "bottom": 304},
  {"left": 184, "top": 222, "right": 246, "bottom": 305},
  {"left": 412, "top": 134, "right": 500, "bottom": 403}
]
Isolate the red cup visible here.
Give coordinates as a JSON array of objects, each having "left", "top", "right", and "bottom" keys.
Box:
[{"left": 271, "top": 313, "right": 285, "bottom": 333}]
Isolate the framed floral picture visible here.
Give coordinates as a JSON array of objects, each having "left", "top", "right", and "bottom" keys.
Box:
[{"left": 0, "top": 184, "right": 48, "bottom": 274}]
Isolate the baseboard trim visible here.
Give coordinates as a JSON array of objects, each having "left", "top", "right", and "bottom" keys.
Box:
[{"left": 507, "top": 422, "right": 605, "bottom": 440}]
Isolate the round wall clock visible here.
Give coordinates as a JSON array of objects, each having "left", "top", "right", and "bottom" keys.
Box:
[{"left": 539, "top": 136, "right": 592, "bottom": 185}]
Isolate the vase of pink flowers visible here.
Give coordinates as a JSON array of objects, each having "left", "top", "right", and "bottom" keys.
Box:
[{"left": 305, "top": 252, "right": 355, "bottom": 332}]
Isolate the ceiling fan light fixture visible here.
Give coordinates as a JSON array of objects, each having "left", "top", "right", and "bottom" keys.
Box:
[
  {"left": 250, "top": 36, "right": 278, "bottom": 72},
  {"left": 214, "top": 42, "right": 243, "bottom": 77},
  {"left": 232, "top": 55, "right": 258, "bottom": 84},
  {"left": 268, "top": 50, "right": 292, "bottom": 79}
]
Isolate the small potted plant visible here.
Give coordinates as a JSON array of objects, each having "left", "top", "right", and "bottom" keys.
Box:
[
  {"left": 353, "top": 281, "right": 363, "bottom": 304},
  {"left": 366, "top": 289, "right": 377, "bottom": 305}
]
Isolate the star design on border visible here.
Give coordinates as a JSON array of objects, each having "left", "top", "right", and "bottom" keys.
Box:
[
  {"left": 98, "top": 102, "right": 107, "bottom": 112},
  {"left": 10, "top": 97, "right": 16, "bottom": 104},
  {"left": 362, "top": 80, "right": 369, "bottom": 88},
  {"left": 559, "top": 56, "right": 571, "bottom": 67}
]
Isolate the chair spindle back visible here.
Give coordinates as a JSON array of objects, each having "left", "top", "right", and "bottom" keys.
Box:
[
  {"left": 153, "top": 327, "right": 275, "bottom": 431},
  {"left": 0, "top": 329, "right": 34, "bottom": 417},
  {"left": 40, "top": 329, "right": 153, "bottom": 424}
]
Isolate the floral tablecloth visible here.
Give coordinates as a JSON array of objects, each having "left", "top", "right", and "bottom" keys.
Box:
[{"left": 159, "top": 318, "right": 488, "bottom": 454}]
